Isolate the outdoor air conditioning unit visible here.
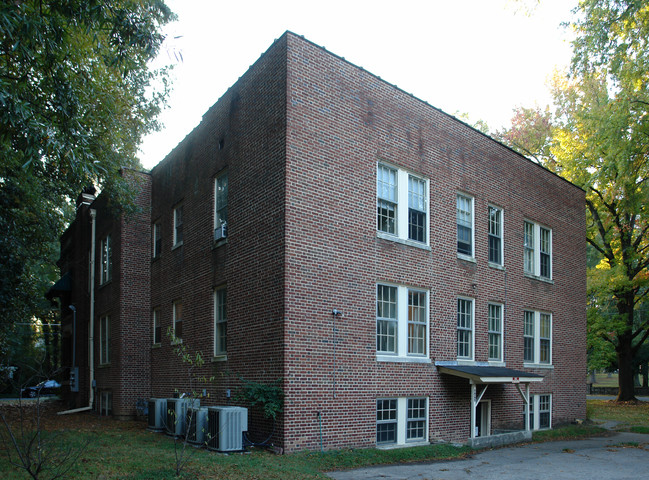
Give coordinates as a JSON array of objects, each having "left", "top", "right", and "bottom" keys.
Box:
[
  {"left": 186, "top": 406, "right": 209, "bottom": 445},
  {"left": 147, "top": 398, "right": 167, "bottom": 432},
  {"left": 214, "top": 223, "right": 227, "bottom": 241},
  {"left": 207, "top": 406, "right": 248, "bottom": 452},
  {"left": 165, "top": 398, "right": 199, "bottom": 437}
]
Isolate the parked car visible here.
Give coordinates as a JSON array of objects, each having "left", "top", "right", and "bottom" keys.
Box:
[{"left": 21, "top": 379, "right": 61, "bottom": 398}]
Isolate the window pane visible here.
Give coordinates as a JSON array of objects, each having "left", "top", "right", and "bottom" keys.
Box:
[
  {"left": 407, "top": 398, "right": 426, "bottom": 441},
  {"left": 378, "top": 200, "right": 396, "bottom": 234},
  {"left": 408, "top": 208, "right": 425, "bottom": 242},
  {"left": 540, "top": 313, "right": 551, "bottom": 363},
  {"left": 408, "top": 291, "right": 426, "bottom": 355},
  {"left": 488, "top": 304, "right": 502, "bottom": 361},
  {"left": 377, "top": 285, "right": 397, "bottom": 353},
  {"left": 215, "top": 289, "right": 227, "bottom": 355},
  {"left": 174, "top": 302, "right": 183, "bottom": 339},
  {"left": 376, "top": 399, "right": 397, "bottom": 444},
  {"left": 377, "top": 166, "right": 397, "bottom": 202},
  {"left": 524, "top": 222, "right": 534, "bottom": 273},
  {"left": 488, "top": 208, "right": 502, "bottom": 264},
  {"left": 457, "top": 299, "right": 472, "bottom": 358},
  {"left": 524, "top": 311, "right": 534, "bottom": 362},
  {"left": 457, "top": 195, "right": 473, "bottom": 255},
  {"left": 539, "top": 395, "right": 551, "bottom": 428},
  {"left": 174, "top": 206, "right": 184, "bottom": 244},
  {"left": 216, "top": 174, "right": 228, "bottom": 224},
  {"left": 408, "top": 176, "right": 426, "bottom": 242}
]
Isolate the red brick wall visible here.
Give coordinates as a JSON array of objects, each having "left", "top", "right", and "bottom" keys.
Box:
[
  {"left": 281, "top": 33, "right": 586, "bottom": 451},
  {"left": 148, "top": 35, "right": 288, "bottom": 441},
  {"left": 60, "top": 32, "right": 586, "bottom": 452}
]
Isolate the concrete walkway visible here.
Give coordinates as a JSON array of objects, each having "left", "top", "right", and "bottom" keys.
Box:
[{"left": 327, "top": 425, "right": 649, "bottom": 480}]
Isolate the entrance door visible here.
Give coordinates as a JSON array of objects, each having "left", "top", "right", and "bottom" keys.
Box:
[{"left": 475, "top": 400, "right": 491, "bottom": 437}]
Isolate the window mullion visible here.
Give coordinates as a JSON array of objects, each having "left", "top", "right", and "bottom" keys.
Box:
[
  {"left": 396, "top": 398, "right": 407, "bottom": 445},
  {"left": 397, "top": 171, "right": 408, "bottom": 240}
]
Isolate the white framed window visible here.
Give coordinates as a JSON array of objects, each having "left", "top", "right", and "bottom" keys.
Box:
[
  {"left": 488, "top": 303, "right": 503, "bottom": 362},
  {"left": 408, "top": 176, "right": 426, "bottom": 242},
  {"left": 524, "top": 221, "right": 552, "bottom": 279},
  {"left": 100, "top": 234, "right": 112, "bottom": 284},
  {"left": 406, "top": 398, "right": 427, "bottom": 441},
  {"left": 523, "top": 310, "right": 552, "bottom": 366},
  {"left": 153, "top": 308, "right": 161, "bottom": 345},
  {"left": 214, "top": 288, "right": 227, "bottom": 356},
  {"left": 377, "top": 164, "right": 429, "bottom": 245},
  {"left": 376, "top": 284, "right": 429, "bottom": 360},
  {"left": 173, "top": 300, "right": 183, "bottom": 341},
  {"left": 457, "top": 298, "right": 474, "bottom": 360},
  {"left": 100, "top": 391, "right": 112, "bottom": 416},
  {"left": 152, "top": 222, "right": 162, "bottom": 258},
  {"left": 173, "top": 205, "right": 184, "bottom": 247},
  {"left": 457, "top": 194, "right": 474, "bottom": 258},
  {"left": 99, "top": 315, "right": 110, "bottom": 364},
  {"left": 377, "top": 397, "right": 428, "bottom": 446},
  {"left": 525, "top": 394, "right": 552, "bottom": 430},
  {"left": 488, "top": 206, "right": 503, "bottom": 266},
  {"left": 214, "top": 172, "right": 228, "bottom": 241}
]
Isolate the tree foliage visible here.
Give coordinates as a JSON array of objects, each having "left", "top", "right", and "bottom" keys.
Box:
[
  {"left": 0, "top": 1, "right": 174, "bottom": 347},
  {"left": 498, "top": 0, "right": 649, "bottom": 400}
]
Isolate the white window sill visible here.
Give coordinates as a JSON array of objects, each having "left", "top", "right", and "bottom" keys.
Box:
[
  {"left": 171, "top": 338, "right": 183, "bottom": 346},
  {"left": 376, "top": 232, "right": 431, "bottom": 251},
  {"left": 151, "top": 343, "right": 161, "bottom": 349},
  {"left": 172, "top": 241, "right": 183, "bottom": 251},
  {"left": 455, "top": 358, "right": 476, "bottom": 365},
  {"left": 457, "top": 253, "right": 476, "bottom": 263},
  {"left": 212, "top": 238, "right": 228, "bottom": 249},
  {"left": 211, "top": 355, "right": 228, "bottom": 363},
  {"left": 487, "top": 360, "right": 505, "bottom": 367},
  {"left": 523, "top": 363, "right": 554, "bottom": 369},
  {"left": 524, "top": 273, "right": 553, "bottom": 284},
  {"left": 377, "top": 439, "right": 430, "bottom": 449},
  {"left": 376, "top": 355, "right": 431, "bottom": 364},
  {"left": 488, "top": 262, "right": 505, "bottom": 271}
]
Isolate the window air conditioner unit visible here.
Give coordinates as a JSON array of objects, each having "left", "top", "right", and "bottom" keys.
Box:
[
  {"left": 147, "top": 398, "right": 167, "bottom": 432},
  {"left": 186, "top": 406, "right": 209, "bottom": 445},
  {"left": 165, "top": 398, "right": 199, "bottom": 437},
  {"left": 214, "top": 223, "right": 227, "bottom": 241},
  {"left": 207, "top": 406, "right": 248, "bottom": 452}
]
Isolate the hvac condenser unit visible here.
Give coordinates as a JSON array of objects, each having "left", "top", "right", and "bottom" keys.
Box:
[
  {"left": 147, "top": 398, "right": 167, "bottom": 432},
  {"left": 186, "top": 406, "right": 209, "bottom": 445},
  {"left": 207, "top": 406, "right": 248, "bottom": 452},
  {"left": 165, "top": 398, "right": 199, "bottom": 437}
]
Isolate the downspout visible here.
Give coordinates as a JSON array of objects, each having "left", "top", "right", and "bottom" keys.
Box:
[
  {"left": 59, "top": 208, "right": 96, "bottom": 415},
  {"left": 88, "top": 208, "right": 96, "bottom": 409}
]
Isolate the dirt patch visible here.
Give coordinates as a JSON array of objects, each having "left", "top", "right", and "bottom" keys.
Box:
[{"left": 0, "top": 399, "right": 144, "bottom": 433}]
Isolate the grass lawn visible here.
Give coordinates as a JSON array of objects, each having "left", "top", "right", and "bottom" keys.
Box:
[
  {"left": 587, "top": 399, "right": 649, "bottom": 431},
  {"left": 588, "top": 372, "right": 619, "bottom": 387},
  {"left": 0, "top": 399, "right": 644, "bottom": 479}
]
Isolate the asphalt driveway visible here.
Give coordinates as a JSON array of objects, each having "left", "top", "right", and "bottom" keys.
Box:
[{"left": 327, "top": 429, "right": 649, "bottom": 480}]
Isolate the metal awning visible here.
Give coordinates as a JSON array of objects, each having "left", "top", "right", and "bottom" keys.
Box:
[
  {"left": 438, "top": 365, "right": 544, "bottom": 384},
  {"left": 45, "top": 272, "right": 72, "bottom": 303},
  {"left": 438, "top": 365, "right": 544, "bottom": 440}
]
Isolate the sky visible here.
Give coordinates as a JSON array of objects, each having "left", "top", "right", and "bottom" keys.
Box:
[{"left": 138, "top": 0, "right": 578, "bottom": 170}]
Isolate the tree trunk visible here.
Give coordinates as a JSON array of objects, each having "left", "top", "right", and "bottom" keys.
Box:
[
  {"left": 615, "top": 294, "right": 636, "bottom": 401},
  {"left": 616, "top": 326, "right": 637, "bottom": 400},
  {"left": 643, "top": 362, "right": 648, "bottom": 388}
]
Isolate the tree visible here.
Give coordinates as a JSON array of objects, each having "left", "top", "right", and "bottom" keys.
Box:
[
  {"left": 498, "top": 0, "right": 649, "bottom": 401},
  {"left": 0, "top": 1, "right": 175, "bottom": 347}
]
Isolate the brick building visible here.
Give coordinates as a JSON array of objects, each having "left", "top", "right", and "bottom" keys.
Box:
[{"left": 52, "top": 32, "right": 586, "bottom": 453}]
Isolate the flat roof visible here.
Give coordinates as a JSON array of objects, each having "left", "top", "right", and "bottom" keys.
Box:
[{"left": 438, "top": 365, "right": 544, "bottom": 384}]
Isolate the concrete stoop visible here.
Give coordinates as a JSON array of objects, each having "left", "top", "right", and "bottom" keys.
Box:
[{"left": 467, "top": 430, "right": 532, "bottom": 449}]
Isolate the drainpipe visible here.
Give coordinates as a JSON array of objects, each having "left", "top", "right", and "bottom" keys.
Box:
[
  {"left": 88, "top": 208, "right": 96, "bottom": 409},
  {"left": 59, "top": 208, "right": 97, "bottom": 415}
]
